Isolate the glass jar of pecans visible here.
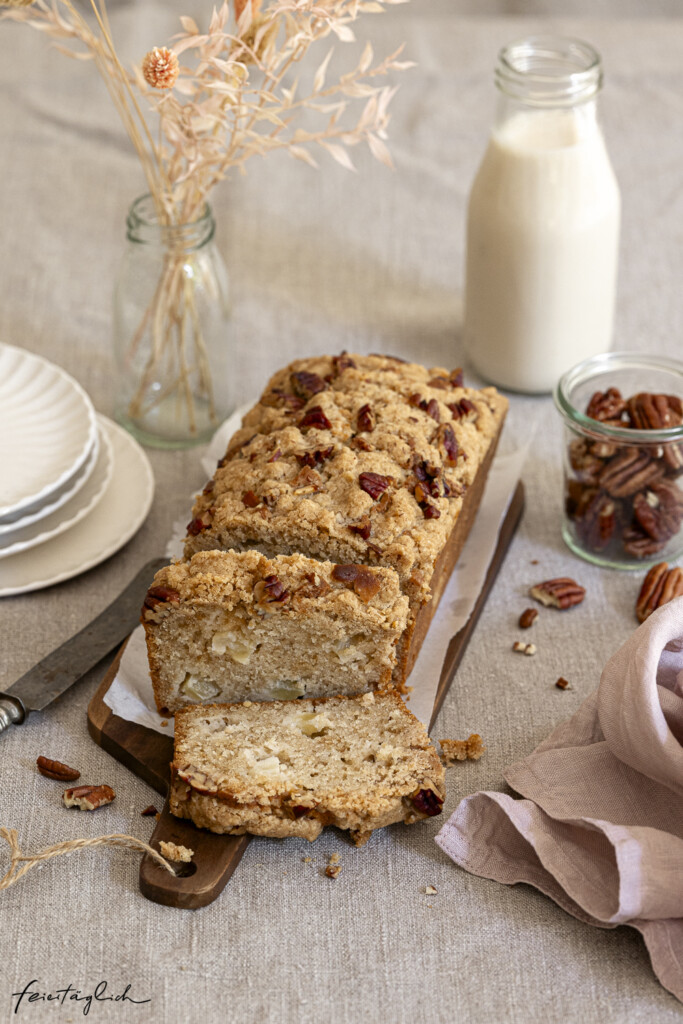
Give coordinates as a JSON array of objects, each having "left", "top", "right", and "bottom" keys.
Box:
[{"left": 554, "top": 352, "right": 683, "bottom": 569}]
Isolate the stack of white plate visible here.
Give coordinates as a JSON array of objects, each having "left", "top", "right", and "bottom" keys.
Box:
[{"left": 0, "top": 343, "right": 154, "bottom": 597}]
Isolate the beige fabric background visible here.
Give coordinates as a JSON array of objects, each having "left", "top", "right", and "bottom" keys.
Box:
[{"left": 1, "top": 2, "right": 683, "bottom": 1021}]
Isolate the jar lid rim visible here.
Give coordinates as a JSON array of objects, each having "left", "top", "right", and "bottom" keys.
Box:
[{"left": 554, "top": 352, "right": 683, "bottom": 443}]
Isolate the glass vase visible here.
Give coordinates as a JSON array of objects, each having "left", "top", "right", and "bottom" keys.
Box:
[{"left": 113, "top": 195, "right": 233, "bottom": 448}]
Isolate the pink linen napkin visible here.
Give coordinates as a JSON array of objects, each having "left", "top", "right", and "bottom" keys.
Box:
[{"left": 435, "top": 597, "right": 683, "bottom": 1002}]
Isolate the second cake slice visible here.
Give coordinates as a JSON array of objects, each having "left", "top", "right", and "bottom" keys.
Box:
[{"left": 143, "top": 550, "right": 408, "bottom": 714}]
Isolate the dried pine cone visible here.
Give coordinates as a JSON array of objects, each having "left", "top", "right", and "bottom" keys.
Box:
[{"left": 142, "top": 47, "right": 179, "bottom": 90}]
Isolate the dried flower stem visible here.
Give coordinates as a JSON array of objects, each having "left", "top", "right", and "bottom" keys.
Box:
[{"left": 3, "top": 0, "right": 413, "bottom": 435}]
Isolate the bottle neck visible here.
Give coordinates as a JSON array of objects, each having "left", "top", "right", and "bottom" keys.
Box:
[
  {"left": 126, "top": 195, "right": 215, "bottom": 251},
  {"left": 495, "top": 35, "right": 602, "bottom": 108}
]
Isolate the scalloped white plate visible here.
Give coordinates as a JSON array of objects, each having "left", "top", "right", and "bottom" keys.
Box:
[
  {"left": 0, "top": 428, "right": 100, "bottom": 537},
  {"left": 0, "top": 421, "right": 112, "bottom": 559},
  {"left": 0, "top": 344, "right": 97, "bottom": 520},
  {"left": 0, "top": 416, "right": 154, "bottom": 596}
]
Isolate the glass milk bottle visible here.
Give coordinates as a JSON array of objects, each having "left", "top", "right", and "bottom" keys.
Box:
[{"left": 463, "top": 37, "right": 620, "bottom": 393}]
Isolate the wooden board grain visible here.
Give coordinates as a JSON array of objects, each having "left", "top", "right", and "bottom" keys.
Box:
[{"left": 87, "top": 480, "right": 524, "bottom": 909}]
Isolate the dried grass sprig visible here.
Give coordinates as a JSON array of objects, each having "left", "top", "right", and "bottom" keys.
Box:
[{"left": 1, "top": 0, "right": 413, "bottom": 435}]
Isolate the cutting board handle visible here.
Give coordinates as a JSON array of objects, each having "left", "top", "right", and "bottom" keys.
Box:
[{"left": 139, "top": 798, "right": 250, "bottom": 909}]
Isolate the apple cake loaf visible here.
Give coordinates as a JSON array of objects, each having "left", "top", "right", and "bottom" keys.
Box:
[
  {"left": 143, "top": 550, "right": 408, "bottom": 714},
  {"left": 169, "top": 691, "right": 445, "bottom": 845},
  {"left": 184, "top": 353, "right": 507, "bottom": 683}
]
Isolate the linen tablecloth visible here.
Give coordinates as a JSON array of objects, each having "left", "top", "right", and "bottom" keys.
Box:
[{"left": 1, "top": 3, "right": 682, "bottom": 1021}]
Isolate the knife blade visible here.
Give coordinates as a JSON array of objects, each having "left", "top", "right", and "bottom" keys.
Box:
[{"left": 0, "top": 556, "right": 167, "bottom": 735}]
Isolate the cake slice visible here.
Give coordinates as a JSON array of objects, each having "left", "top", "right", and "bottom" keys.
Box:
[
  {"left": 169, "top": 691, "right": 446, "bottom": 845},
  {"left": 142, "top": 550, "right": 408, "bottom": 714}
]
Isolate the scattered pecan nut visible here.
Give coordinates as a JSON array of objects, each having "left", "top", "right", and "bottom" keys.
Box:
[
  {"left": 530, "top": 578, "right": 586, "bottom": 610},
  {"left": 331, "top": 563, "right": 382, "bottom": 603},
  {"left": 518, "top": 608, "right": 538, "bottom": 629},
  {"left": 36, "top": 757, "right": 80, "bottom": 782},
  {"left": 555, "top": 677, "right": 571, "bottom": 690},
  {"left": 512, "top": 641, "right": 536, "bottom": 656},
  {"left": 359, "top": 472, "right": 392, "bottom": 501},
  {"left": 141, "top": 804, "right": 159, "bottom": 816},
  {"left": 635, "top": 562, "right": 683, "bottom": 622},
  {"left": 63, "top": 784, "right": 115, "bottom": 811}
]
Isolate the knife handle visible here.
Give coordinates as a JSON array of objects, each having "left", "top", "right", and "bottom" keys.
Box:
[{"left": 0, "top": 693, "right": 26, "bottom": 734}]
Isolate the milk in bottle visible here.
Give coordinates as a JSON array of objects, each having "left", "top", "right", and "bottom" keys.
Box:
[{"left": 463, "top": 37, "right": 620, "bottom": 393}]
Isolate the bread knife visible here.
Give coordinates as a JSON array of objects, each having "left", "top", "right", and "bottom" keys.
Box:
[{"left": 0, "top": 557, "right": 167, "bottom": 736}]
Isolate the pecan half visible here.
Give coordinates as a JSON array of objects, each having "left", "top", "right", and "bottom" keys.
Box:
[
  {"left": 348, "top": 516, "right": 372, "bottom": 540},
  {"left": 450, "top": 368, "right": 464, "bottom": 388},
  {"left": 331, "top": 563, "right": 382, "bottom": 603},
  {"left": 261, "top": 389, "right": 306, "bottom": 411},
  {"left": 530, "top": 577, "right": 586, "bottom": 610},
  {"left": 568, "top": 439, "right": 603, "bottom": 485},
  {"left": 627, "top": 392, "right": 683, "bottom": 430},
  {"left": 427, "top": 376, "right": 450, "bottom": 390},
  {"left": 290, "top": 370, "right": 328, "bottom": 400},
  {"left": 586, "top": 387, "right": 627, "bottom": 424},
  {"left": 299, "top": 406, "right": 332, "bottom": 431},
  {"left": 331, "top": 351, "right": 357, "bottom": 376},
  {"left": 622, "top": 525, "right": 668, "bottom": 558},
  {"left": 242, "top": 489, "right": 261, "bottom": 508},
  {"left": 296, "top": 446, "right": 334, "bottom": 468},
  {"left": 356, "top": 404, "right": 375, "bottom": 432},
  {"left": 518, "top": 608, "right": 538, "bottom": 629},
  {"left": 425, "top": 398, "right": 440, "bottom": 423},
  {"left": 599, "top": 449, "right": 663, "bottom": 498},
  {"left": 438, "top": 423, "right": 459, "bottom": 465},
  {"left": 359, "top": 472, "right": 392, "bottom": 500},
  {"left": 36, "top": 757, "right": 80, "bottom": 782},
  {"left": 633, "top": 479, "right": 683, "bottom": 542},
  {"left": 143, "top": 585, "right": 181, "bottom": 622},
  {"left": 410, "top": 788, "right": 444, "bottom": 817},
  {"left": 254, "top": 574, "right": 290, "bottom": 607},
  {"left": 447, "top": 397, "right": 477, "bottom": 422},
  {"left": 575, "top": 491, "right": 617, "bottom": 552},
  {"left": 292, "top": 466, "right": 323, "bottom": 492},
  {"left": 636, "top": 562, "right": 683, "bottom": 622},
  {"left": 63, "top": 784, "right": 115, "bottom": 811},
  {"left": 186, "top": 512, "right": 212, "bottom": 535}
]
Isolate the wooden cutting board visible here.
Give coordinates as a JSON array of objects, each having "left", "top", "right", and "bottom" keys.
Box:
[{"left": 87, "top": 481, "right": 524, "bottom": 910}]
